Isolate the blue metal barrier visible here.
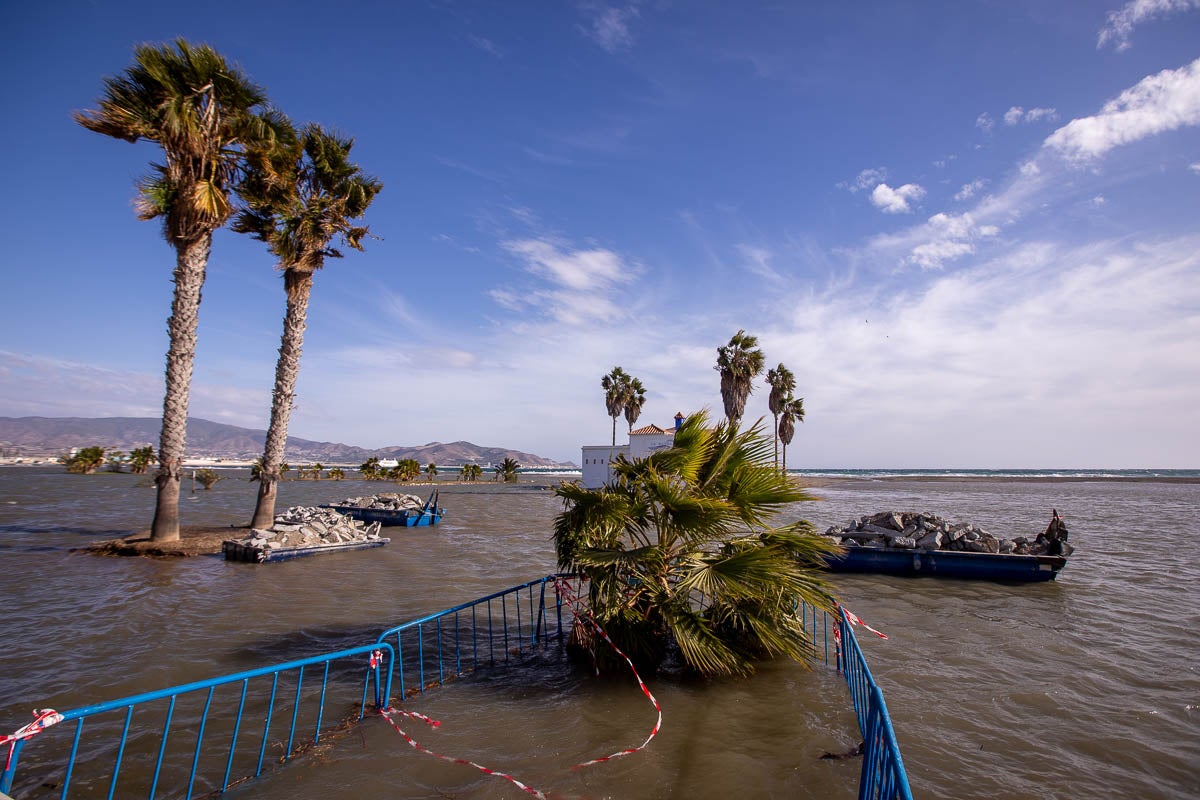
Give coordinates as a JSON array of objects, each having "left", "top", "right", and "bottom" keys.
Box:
[
  {"left": 2, "top": 577, "right": 913, "bottom": 799},
  {"left": 374, "top": 575, "right": 572, "bottom": 698},
  {"left": 834, "top": 609, "right": 914, "bottom": 800},
  {"left": 0, "top": 643, "right": 394, "bottom": 799}
]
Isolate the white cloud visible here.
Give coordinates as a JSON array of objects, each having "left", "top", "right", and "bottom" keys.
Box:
[
  {"left": 976, "top": 112, "right": 995, "bottom": 132},
  {"left": 907, "top": 212, "right": 1000, "bottom": 269},
  {"left": 736, "top": 244, "right": 786, "bottom": 284},
  {"left": 762, "top": 236, "right": 1200, "bottom": 467},
  {"left": 955, "top": 179, "right": 987, "bottom": 201},
  {"left": 1091, "top": 194, "right": 1107, "bottom": 206},
  {"left": 497, "top": 237, "right": 637, "bottom": 324},
  {"left": 1044, "top": 57, "right": 1200, "bottom": 162},
  {"left": 1098, "top": 0, "right": 1200, "bottom": 51},
  {"left": 870, "top": 182, "right": 926, "bottom": 214},
  {"left": 579, "top": 3, "right": 640, "bottom": 53},
  {"left": 1019, "top": 160, "right": 1041, "bottom": 176},
  {"left": 1189, "top": 161, "right": 1200, "bottom": 174},
  {"left": 839, "top": 167, "right": 887, "bottom": 193},
  {"left": 1004, "top": 106, "right": 1058, "bottom": 125}
]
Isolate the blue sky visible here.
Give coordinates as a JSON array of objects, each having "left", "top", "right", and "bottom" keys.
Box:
[{"left": 1, "top": 1, "right": 1198, "bottom": 467}]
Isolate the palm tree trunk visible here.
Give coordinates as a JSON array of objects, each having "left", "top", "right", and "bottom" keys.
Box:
[
  {"left": 782, "top": 441, "right": 787, "bottom": 474},
  {"left": 150, "top": 235, "right": 211, "bottom": 542},
  {"left": 772, "top": 412, "right": 779, "bottom": 471},
  {"left": 250, "top": 270, "right": 312, "bottom": 530}
]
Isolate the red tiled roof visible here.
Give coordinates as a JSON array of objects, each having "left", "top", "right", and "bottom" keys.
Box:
[{"left": 630, "top": 424, "right": 674, "bottom": 435}]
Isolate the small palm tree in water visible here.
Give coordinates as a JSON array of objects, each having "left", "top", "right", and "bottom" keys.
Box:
[
  {"left": 554, "top": 411, "right": 839, "bottom": 677},
  {"left": 61, "top": 447, "right": 107, "bottom": 475},
  {"left": 425, "top": 463, "right": 438, "bottom": 483},
  {"left": 497, "top": 458, "right": 521, "bottom": 482},
  {"left": 128, "top": 446, "right": 156, "bottom": 475},
  {"left": 328, "top": 467, "right": 346, "bottom": 480}
]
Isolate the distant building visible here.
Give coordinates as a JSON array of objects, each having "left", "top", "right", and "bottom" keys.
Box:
[{"left": 581, "top": 413, "right": 684, "bottom": 489}]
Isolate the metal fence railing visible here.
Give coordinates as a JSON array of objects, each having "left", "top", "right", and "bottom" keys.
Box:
[
  {"left": 374, "top": 574, "right": 574, "bottom": 698},
  {"left": 2, "top": 577, "right": 912, "bottom": 799},
  {"left": 834, "top": 608, "right": 914, "bottom": 800},
  {"left": 1, "top": 643, "right": 394, "bottom": 799}
]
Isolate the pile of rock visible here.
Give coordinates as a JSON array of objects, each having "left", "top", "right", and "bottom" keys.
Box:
[
  {"left": 332, "top": 493, "right": 425, "bottom": 511},
  {"left": 223, "top": 506, "right": 385, "bottom": 562},
  {"left": 822, "top": 511, "right": 1073, "bottom": 557}
]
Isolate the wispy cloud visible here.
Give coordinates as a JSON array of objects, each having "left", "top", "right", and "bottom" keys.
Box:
[
  {"left": 838, "top": 167, "right": 888, "bottom": 193},
  {"left": 955, "top": 179, "right": 987, "bottom": 201},
  {"left": 1004, "top": 106, "right": 1057, "bottom": 125},
  {"left": 736, "top": 244, "right": 786, "bottom": 284},
  {"left": 434, "top": 156, "right": 505, "bottom": 183},
  {"left": 1044, "top": 57, "right": 1200, "bottom": 162},
  {"left": 578, "top": 2, "right": 640, "bottom": 53},
  {"left": 466, "top": 34, "right": 503, "bottom": 58},
  {"left": 495, "top": 237, "right": 638, "bottom": 324},
  {"left": 1190, "top": 161, "right": 1200, "bottom": 174},
  {"left": 870, "top": 182, "right": 926, "bottom": 214},
  {"left": 975, "top": 112, "right": 995, "bottom": 133},
  {"left": 0, "top": 351, "right": 265, "bottom": 428},
  {"left": 1097, "top": 0, "right": 1200, "bottom": 51}
]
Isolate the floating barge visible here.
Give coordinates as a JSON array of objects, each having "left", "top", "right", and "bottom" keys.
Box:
[
  {"left": 824, "top": 548, "right": 1067, "bottom": 581},
  {"left": 223, "top": 536, "right": 390, "bottom": 563},
  {"left": 320, "top": 490, "right": 444, "bottom": 527}
]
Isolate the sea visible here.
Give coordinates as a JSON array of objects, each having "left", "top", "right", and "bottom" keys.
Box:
[{"left": 0, "top": 466, "right": 1197, "bottom": 799}]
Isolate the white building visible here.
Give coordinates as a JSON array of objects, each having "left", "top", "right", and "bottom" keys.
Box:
[{"left": 581, "top": 413, "right": 684, "bottom": 488}]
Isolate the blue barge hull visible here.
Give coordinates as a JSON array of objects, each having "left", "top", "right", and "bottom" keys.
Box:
[
  {"left": 825, "top": 548, "right": 1067, "bottom": 581},
  {"left": 319, "top": 504, "right": 443, "bottom": 527}
]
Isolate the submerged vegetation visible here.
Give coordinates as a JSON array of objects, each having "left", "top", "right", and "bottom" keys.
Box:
[{"left": 554, "top": 411, "right": 839, "bottom": 678}]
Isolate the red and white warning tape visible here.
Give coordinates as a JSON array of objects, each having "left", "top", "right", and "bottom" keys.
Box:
[
  {"left": 369, "top": 578, "right": 664, "bottom": 797},
  {"left": 841, "top": 608, "right": 888, "bottom": 639},
  {"left": 2, "top": 709, "right": 63, "bottom": 771},
  {"left": 377, "top": 704, "right": 548, "bottom": 799},
  {"left": 553, "top": 577, "right": 662, "bottom": 768}
]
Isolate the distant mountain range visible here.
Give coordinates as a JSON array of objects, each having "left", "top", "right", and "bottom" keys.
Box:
[{"left": 0, "top": 416, "right": 575, "bottom": 468}]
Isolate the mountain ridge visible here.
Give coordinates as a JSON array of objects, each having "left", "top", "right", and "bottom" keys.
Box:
[{"left": 0, "top": 416, "right": 575, "bottom": 468}]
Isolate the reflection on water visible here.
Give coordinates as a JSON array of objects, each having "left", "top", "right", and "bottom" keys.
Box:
[{"left": 1, "top": 468, "right": 1198, "bottom": 798}]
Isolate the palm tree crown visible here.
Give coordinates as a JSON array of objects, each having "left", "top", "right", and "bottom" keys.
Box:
[
  {"left": 555, "top": 411, "right": 839, "bottom": 678},
  {"left": 623, "top": 377, "right": 647, "bottom": 432},
  {"left": 601, "top": 366, "right": 633, "bottom": 446},
  {"left": 715, "top": 330, "right": 765, "bottom": 426},
  {"left": 76, "top": 39, "right": 274, "bottom": 246}
]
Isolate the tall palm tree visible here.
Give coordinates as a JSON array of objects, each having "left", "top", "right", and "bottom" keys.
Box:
[
  {"left": 236, "top": 124, "right": 382, "bottom": 529},
  {"left": 425, "top": 463, "right": 438, "bottom": 483},
  {"left": 601, "top": 367, "right": 632, "bottom": 446},
  {"left": 623, "top": 377, "right": 647, "bottom": 433},
  {"left": 715, "top": 330, "right": 765, "bottom": 426},
  {"left": 766, "top": 364, "right": 795, "bottom": 472},
  {"left": 554, "top": 411, "right": 838, "bottom": 677},
  {"left": 778, "top": 396, "right": 806, "bottom": 475},
  {"left": 76, "top": 40, "right": 279, "bottom": 541}
]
